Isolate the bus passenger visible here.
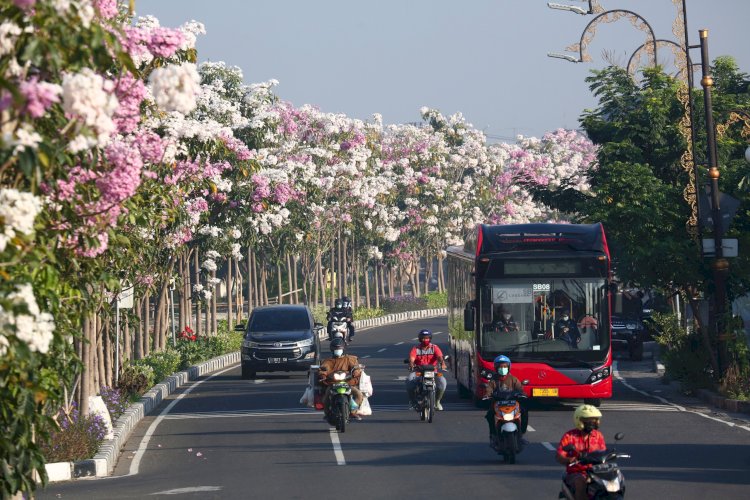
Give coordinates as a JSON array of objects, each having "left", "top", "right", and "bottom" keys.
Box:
[{"left": 556, "top": 313, "right": 581, "bottom": 348}]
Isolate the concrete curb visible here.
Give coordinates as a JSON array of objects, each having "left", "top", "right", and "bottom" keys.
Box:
[
  {"left": 652, "top": 350, "right": 750, "bottom": 416},
  {"left": 45, "top": 308, "right": 447, "bottom": 482},
  {"left": 694, "top": 388, "right": 750, "bottom": 414}
]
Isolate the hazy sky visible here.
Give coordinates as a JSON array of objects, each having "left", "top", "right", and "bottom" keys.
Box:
[{"left": 135, "top": 0, "right": 750, "bottom": 141}]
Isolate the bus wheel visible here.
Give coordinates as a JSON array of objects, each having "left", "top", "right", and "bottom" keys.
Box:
[{"left": 584, "top": 398, "right": 601, "bottom": 407}]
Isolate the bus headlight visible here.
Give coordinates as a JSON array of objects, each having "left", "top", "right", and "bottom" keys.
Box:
[{"left": 586, "top": 366, "right": 611, "bottom": 384}]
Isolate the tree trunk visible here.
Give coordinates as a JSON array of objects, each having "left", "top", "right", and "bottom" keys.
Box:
[
  {"left": 227, "top": 258, "right": 233, "bottom": 328},
  {"left": 211, "top": 269, "right": 218, "bottom": 335},
  {"left": 103, "top": 318, "right": 112, "bottom": 388},
  {"left": 194, "top": 250, "right": 202, "bottom": 337},
  {"left": 235, "top": 257, "right": 243, "bottom": 321},
  {"left": 247, "top": 247, "right": 254, "bottom": 313},
  {"left": 80, "top": 315, "right": 92, "bottom": 415},
  {"left": 364, "top": 261, "right": 371, "bottom": 309},
  {"left": 374, "top": 263, "right": 380, "bottom": 309},
  {"left": 134, "top": 296, "right": 143, "bottom": 360},
  {"left": 143, "top": 291, "right": 151, "bottom": 357}
]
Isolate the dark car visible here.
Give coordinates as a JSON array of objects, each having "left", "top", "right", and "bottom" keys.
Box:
[
  {"left": 611, "top": 314, "right": 652, "bottom": 361},
  {"left": 241, "top": 305, "right": 324, "bottom": 379}
]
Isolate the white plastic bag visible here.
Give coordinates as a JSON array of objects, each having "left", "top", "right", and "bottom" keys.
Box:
[
  {"left": 359, "top": 371, "right": 373, "bottom": 397},
  {"left": 358, "top": 396, "right": 372, "bottom": 416},
  {"left": 299, "top": 386, "right": 314, "bottom": 408}
]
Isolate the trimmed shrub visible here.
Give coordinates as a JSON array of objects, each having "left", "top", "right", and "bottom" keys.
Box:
[
  {"left": 99, "top": 386, "right": 129, "bottom": 421},
  {"left": 39, "top": 405, "right": 108, "bottom": 463},
  {"left": 353, "top": 307, "right": 385, "bottom": 320},
  {"left": 424, "top": 291, "right": 447, "bottom": 309},
  {"left": 381, "top": 295, "right": 428, "bottom": 314},
  {"left": 118, "top": 363, "right": 155, "bottom": 397}
]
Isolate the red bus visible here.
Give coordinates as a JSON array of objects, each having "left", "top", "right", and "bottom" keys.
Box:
[{"left": 446, "top": 223, "right": 613, "bottom": 406}]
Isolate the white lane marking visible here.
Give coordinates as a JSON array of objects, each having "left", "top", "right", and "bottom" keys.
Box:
[
  {"left": 164, "top": 409, "right": 321, "bottom": 420},
  {"left": 396, "top": 376, "right": 407, "bottom": 381},
  {"left": 395, "top": 341, "right": 404, "bottom": 346},
  {"left": 329, "top": 428, "right": 346, "bottom": 465},
  {"left": 129, "top": 364, "right": 237, "bottom": 476},
  {"left": 151, "top": 486, "right": 222, "bottom": 495},
  {"left": 377, "top": 348, "right": 387, "bottom": 353},
  {"left": 526, "top": 425, "right": 536, "bottom": 432},
  {"left": 253, "top": 379, "right": 266, "bottom": 384},
  {"left": 542, "top": 442, "right": 556, "bottom": 451},
  {"left": 433, "top": 331, "right": 443, "bottom": 334},
  {"left": 613, "top": 361, "right": 750, "bottom": 432},
  {"left": 361, "top": 355, "right": 371, "bottom": 359}
]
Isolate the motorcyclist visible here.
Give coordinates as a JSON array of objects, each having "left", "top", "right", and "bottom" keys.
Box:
[
  {"left": 406, "top": 329, "right": 447, "bottom": 411},
  {"left": 484, "top": 355, "right": 528, "bottom": 448},
  {"left": 555, "top": 404, "right": 607, "bottom": 500},
  {"left": 318, "top": 338, "right": 364, "bottom": 420},
  {"left": 341, "top": 296, "right": 355, "bottom": 340},
  {"left": 327, "top": 297, "right": 355, "bottom": 341}
]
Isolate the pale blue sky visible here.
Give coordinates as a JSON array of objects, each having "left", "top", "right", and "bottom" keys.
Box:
[{"left": 136, "top": 0, "right": 750, "bottom": 141}]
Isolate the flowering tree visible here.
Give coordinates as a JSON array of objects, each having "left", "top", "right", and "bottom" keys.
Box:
[{"left": 0, "top": 2, "right": 599, "bottom": 496}]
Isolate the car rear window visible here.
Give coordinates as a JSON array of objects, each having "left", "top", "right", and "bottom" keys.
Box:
[{"left": 249, "top": 309, "right": 311, "bottom": 332}]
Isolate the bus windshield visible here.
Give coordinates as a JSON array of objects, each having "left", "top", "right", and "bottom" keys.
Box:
[{"left": 479, "top": 278, "right": 609, "bottom": 362}]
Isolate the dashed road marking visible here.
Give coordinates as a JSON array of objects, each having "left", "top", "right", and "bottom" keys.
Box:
[
  {"left": 395, "top": 341, "right": 404, "bottom": 346},
  {"left": 377, "top": 348, "right": 387, "bottom": 353},
  {"left": 329, "top": 428, "right": 346, "bottom": 465},
  {"left": 542, "top": 442, "right": 556, "bottom": 451}
]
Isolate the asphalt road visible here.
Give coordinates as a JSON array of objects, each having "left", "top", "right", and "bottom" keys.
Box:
[{"left": 39, "top": 317, "right": 750, "bottom": 499}]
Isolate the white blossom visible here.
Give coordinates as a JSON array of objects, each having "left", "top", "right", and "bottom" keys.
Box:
[
  {"left": 0, "top": 21, "right": 21, "bottom": 57},
  {"left": 0, "top": 189, "right": 42, "bottom": 253},
  {"left": 0, "top": 283, "right": 55, "bottom": 354},
  {"left": 62, "top": 68, "right": 118, "bottom": 151},
  {"left": 149, "top": 63, "right": 200, "bottom": 114}
]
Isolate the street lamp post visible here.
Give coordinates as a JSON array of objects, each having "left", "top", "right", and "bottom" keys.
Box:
[{"left": 698, "top": 29, "right": 730, "bottom": 375}]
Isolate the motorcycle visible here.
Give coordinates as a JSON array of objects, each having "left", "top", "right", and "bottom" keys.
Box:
[
  {"left": 404, "top": 355, "right": 449, "bottom": 423},
  {"left": 328, "top": 311, "right": 350, "bottom": 342},
  {"left": 482, "top": 370, "right": 526, "bottom": 464},
  {"left": 559, "top": 433, "right": 629, "bottom": 499},
  {"left": 320, "top": 365, "right": 362, "bottom": 433}
]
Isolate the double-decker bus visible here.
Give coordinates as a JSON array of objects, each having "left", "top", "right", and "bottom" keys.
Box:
[{"left": 447, "top": 223, "right": 612, "bottom": 406}]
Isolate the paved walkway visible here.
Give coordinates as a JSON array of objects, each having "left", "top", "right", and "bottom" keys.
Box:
[{"left": 613, "top": 348, "right": 750, "bottom": 429}]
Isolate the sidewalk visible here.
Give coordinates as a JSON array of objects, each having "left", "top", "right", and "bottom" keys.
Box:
[{"left": 613, "top": 345, "right": 750, "bottom": 427}]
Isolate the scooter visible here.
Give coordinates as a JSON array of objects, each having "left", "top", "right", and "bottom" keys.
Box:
[
  {"left": 320, "top": 365, "right": 363, "bottom": 433},
  {"left": 559, "top": 433, "right": 629, "bottom": 499},
  {"left": 328, "top": 311, "right": 350, "bottom": 342},
  {"left": 482, "top": 370, "right": 526, "bottom": 464},
  {"left": 404, "top": 356, "right": 449, "bottom": 423}
]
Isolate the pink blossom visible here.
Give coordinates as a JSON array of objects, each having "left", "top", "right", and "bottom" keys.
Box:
[
  {"left": 273, "top": 183, "right": 294, "bottom": 205},
  {"left": 73, "top": 231, "right": 109, "bottom": 258},
  {"left": 134, "top": 131, "right": 165, "bottom": 164},
  {"left": 94, "top": 0, "right": 118, "bottom": 19},
  {"left": 13, "top": 0, "right": 35, "bottom": 9},
  {"left": 20, "top": 77, "right": 61, "bottom": 118},
  {"left": 113, "top": 72, "right": 146, "bottom": 134},
  {"left": 97, "top": 140, "right": 144, "bottom": 204},
  {"left": 147, "top": 27, "right": 185, "bottom": 58}
]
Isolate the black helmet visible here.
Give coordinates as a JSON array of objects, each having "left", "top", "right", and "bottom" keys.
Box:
[
  {"left": 330, "top": 337, "right": 346, "bottom": 352},
  {"left": 418, "top": 329, "right": 432, "bottom": 340},
  {"left": 342, "top": 296, "right": 351, "bottom": 308},
  {"left": 334, "top": 298, "right": 343, "bottom": 308}
]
